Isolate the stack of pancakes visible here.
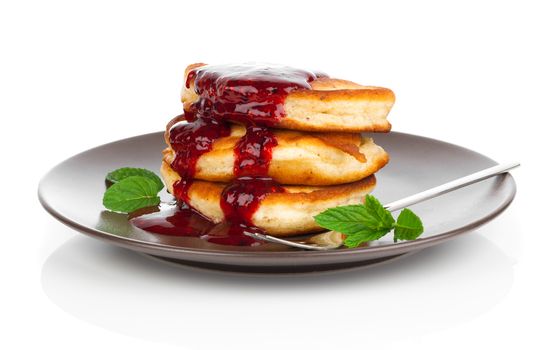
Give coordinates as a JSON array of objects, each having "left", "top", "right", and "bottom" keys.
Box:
[{"left": 161, "top": 63, "right": 394, "bottom": 237}]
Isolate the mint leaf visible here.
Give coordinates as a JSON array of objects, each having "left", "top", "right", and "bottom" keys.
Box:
[
  {"left": 314, "top": 201, "right": 394, "bottom": 248},
  {"left": 314, "top": 205, "right": 390, "bottom": 235},
  {"left": 106, "top": 167, "right": 164, "bottom": 191},
  {"left": 364, "top": 195, "right": 395, "bottom": 228},
  {"left": 343, "top": 228, "right": 393, "bottom": 248},
  {"left": 103, "top": 176, "right": 161, "bottom": 213},
  {"left": 314, "top": 194, "right": 424, "bottom": 248},
  {"left": 394, "top": 208, "right": 424, "bottom": 241}
]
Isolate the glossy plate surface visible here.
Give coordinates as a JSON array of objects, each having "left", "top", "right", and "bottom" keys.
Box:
[{"left": 38, "top": 132, "right": 516, "bottom": 273}]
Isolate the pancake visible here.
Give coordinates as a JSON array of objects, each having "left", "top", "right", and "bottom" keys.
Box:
[
  {"left": 181, "top": 63, "right": 394, "bottom": 133},
  {"left": 164, "top": 122, "right": 389, "bottom": 185},
  {"left": 161, "top": 161, "right": 377, "bottom": 236}
]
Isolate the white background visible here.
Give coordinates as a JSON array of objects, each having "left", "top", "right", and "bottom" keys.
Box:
[{"left": 1, "top": 0, "right": 558, "bottom": 349}]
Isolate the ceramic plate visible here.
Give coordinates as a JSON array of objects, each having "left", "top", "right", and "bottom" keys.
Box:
[{"left": 38, "top": 132, "right": 516, "bottom": 273}]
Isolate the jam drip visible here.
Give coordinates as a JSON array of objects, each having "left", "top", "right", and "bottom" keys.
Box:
[
  {"left": 234, "top": 125, "right": 278, "bottom": 177},
  {"left": 220, "top": 177, "right": 286, "bottom": 227},
  {"left": 130, "top": 206, "right": 259, "bottom": 246},
  {"left": 131, "top": 206, "right": 212, "bottom": 237},
  {"left": 185, "top": 63, "right": 322, "bottom": 126},
  {"left": 172, "top": 178, "right": 193, "bottom": 204},
  {"left": 169, "top": 118, "right": 231, "bottom": 178}
]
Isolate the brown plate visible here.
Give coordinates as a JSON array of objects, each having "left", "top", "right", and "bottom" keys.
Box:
[{"left": 38, "top": 131, "right": 516, "bottom": 273}]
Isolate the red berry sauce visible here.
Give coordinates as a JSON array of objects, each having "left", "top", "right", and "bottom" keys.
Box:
[
  {"left": 220, "top": 177, "right": 286, "bottom": 227},
  {"left": 130, "top": 205, "right": 260, "bottom": 246},
  {"left": 233, "top": 125, "right": 278, "bottom": 177},
  {"left": 172, "top": 178, "right": 193, "bottom": 204},
  {"left": 130, "top": 205, "right": 213, "bottom": 237},
  {"left": 185, "top": 63, "right": 322, "bottom": 126},
  {"left": 135, "top": 64, "right": 326, "bottom": 246},
  {"left": 169, "top": 118, "right": 231, "bottom": 179}
]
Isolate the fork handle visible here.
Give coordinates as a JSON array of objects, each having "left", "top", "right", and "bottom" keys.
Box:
[{"left": 383, "top": 162, "right": 520, "bottom": 212}]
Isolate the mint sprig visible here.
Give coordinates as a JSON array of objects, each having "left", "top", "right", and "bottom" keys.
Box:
[
  {"left": 106, "top": 167, "right": 164, "bottom": 191},
  {"left": 102, "top": 168, "right": 163, "bottom": 213},
  {"left": 314, "top": 195, "right": 424, "bottom": 248},
  {"left": 394, "top": 208, "right": 424, "bottom": 242}
]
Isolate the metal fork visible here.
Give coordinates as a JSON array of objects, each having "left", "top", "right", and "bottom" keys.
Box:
[{"left": 243, "top": 162, "right": 520, "bottom": 250}]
